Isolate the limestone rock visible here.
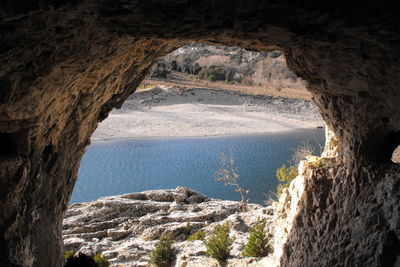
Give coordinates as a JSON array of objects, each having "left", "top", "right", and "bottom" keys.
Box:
[{"left": 62, "top": 187, "right": 274, "bottom": 266}]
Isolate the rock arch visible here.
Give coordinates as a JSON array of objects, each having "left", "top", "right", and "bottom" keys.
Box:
[{"left": 0, "top": 1, "right": 399, "bottom": 266}]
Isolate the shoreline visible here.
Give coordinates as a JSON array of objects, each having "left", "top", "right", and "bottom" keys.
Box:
[
  {"left": 91, "top": 85, "right": 324, "bottom": 142},
  {"left": 91, "top": 126, "right": 324, "bottom": 143}
]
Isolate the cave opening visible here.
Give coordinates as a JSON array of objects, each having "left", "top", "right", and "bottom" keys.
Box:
[
  {"left": 70, "top": 43, "right": 326, "bottom": 204},
  {"left": 62, "top": 43, "right": 329, "bottom": 265},
  {"left": 1, "top": 2, "right": 400, "bottom": 266}
]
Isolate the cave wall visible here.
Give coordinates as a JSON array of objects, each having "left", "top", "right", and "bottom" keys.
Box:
[
  {"left": 0, "top": 1, "right": 399, "bottom": 266},
  {"left": 276, "top": 153, "right": 400, "bottom": 266},
  {"left": 274, "top": 129, "right": 400, "bottom": 266}
]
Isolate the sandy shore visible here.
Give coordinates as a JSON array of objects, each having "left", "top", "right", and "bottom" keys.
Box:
[{"left": 91, "top": 86, "right": 323, "bottom": 141}]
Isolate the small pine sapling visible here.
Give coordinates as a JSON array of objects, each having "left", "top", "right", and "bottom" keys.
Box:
[
  {"left": 204, "top": 223, "right": 233, "bottom": 263},
  {"left": 242, "top": 219, "right": 271, "bottom": 257},
  {"left": 149, "top": 235, "right": 176, "bottom": 267}
]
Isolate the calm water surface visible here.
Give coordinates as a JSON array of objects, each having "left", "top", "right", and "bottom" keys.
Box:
[{"left": 72, "top": 129, "right": 324, "bottom": 205}]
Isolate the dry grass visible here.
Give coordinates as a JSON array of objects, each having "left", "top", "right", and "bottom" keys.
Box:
[
  {"left": 136, "top": 83, "right": 156, "bottom": 92},
  {"left": 141, "top": 72, "right": 312, "bottom": 100}
]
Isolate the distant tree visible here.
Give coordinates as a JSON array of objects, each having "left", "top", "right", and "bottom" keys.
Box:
[
  {"left": 225, "top": 67, "right": 235, "bottom": 82},
  {"left": 192, "top": 62, "right": 202, "bottom": 75},
  {"left": 179, "top": 55, "right": 198, "bottom": 74},
  {"left": 151, "top": 59, "right": 170, "bottom": 78}
]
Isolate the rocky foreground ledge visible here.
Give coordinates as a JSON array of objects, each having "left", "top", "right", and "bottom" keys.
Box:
[{"left": 63, "top": 187, "right": 274, "bottom": 266}]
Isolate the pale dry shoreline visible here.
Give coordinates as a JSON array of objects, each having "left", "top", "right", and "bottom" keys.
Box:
[{"left": 91, "top": 86, "right": 324, "bottom": 141}]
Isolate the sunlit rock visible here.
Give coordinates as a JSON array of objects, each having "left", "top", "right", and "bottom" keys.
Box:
[{"left": 63, "top": 187, "right": 274, "bottom": 266}]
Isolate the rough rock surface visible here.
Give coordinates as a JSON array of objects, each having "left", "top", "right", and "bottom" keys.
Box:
[
  {"left": 273, "top": 129, "right": 400, "bottom": 266},
  {"left": 62, "top": 187, "right": 274, "bottom": 266},
  {"left": 1, "top": 1, "right": 400, "bottom": 266}
]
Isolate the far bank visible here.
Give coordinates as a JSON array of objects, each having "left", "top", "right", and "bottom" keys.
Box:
[{"left": 91, "top": 86, "right": 323, "bottom": 141}]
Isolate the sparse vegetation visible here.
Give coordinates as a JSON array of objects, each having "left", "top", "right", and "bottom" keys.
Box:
[
  {"left": 93, "top": 253, "right": 110, "bottom": 267},
  {"left": 242, "top": 219, "right": 271, "bottom": 257},
  {"left": 148, "top": 43, "right": 305, "bottom": 91},
  {"left": 291, "top": 141, "right": 315, "bottom": 165},
  {"left": 64, "top": 250, "right": 75, "bottom": 261},
  {"left": 136, "top": 83, "right": 156, "bottom": 91},
  {"left": 197, "top": 66, "right": 235, "bottom": 82},
  {"left": 197, "top": 66, "right": 219, "bottom": 81},
  {"left": 187, "top": 231, "right": 205, "bottom": 241},
  {"left": 276, "top": 164, "right": 298, "bottom": 195},
  {"left": 149, "top": 235, "right": 176, "bottom": 267},
  {"left": 275, "top": 142, "right": 320, "bottom": 195},
  {"left": 214, "top": 151, "right": 250, "bottom": 210},
  {"left": 150, "top": 58, "right": 171, "bottom": 78},
  {"left": 204, "top": 223, "right": 233, "bottom": 263}
]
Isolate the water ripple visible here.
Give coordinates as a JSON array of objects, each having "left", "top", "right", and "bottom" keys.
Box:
[{"left": 72, "top": 129, "right": 325, "bottom": 204}]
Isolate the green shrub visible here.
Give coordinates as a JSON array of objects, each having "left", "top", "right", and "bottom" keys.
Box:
[
  {"left": 149, "top": 235, "right": 176, "bottom": 267},
  {"left": 197, "top": 66, "right": 227, "bottom": 82},
  {"left": 242, "top": 219, "right": 271, "bottom": 257},
  {"left": 276, "top": 164, "right": 298, "bottom": 183},
  {"left": 276, "top": 164, "right": 298, "bottom": 195},
  {"left": 64, "top": 250, "right": 75, "bottom": 261},
  {"left": 93, "top": 253, "right": 110, "bottom": 267},
  {"left": 205, "top": 223, "right": 233, "bottom": 263},
  {"left": 187, "top": 231, "right": 205, "bottom": 241}
]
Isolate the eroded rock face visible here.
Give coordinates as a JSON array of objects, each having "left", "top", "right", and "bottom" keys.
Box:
[{"left": 0, "top": 1, "right": 399, "bottom": 266}]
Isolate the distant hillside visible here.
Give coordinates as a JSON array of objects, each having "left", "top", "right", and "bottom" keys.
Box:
[{"left": 149, "top": 43, "right": 306, "bottom": 91}]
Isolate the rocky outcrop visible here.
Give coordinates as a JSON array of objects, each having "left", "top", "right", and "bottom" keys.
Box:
[
  {"left": 62, "top": 187, "right": 274, "bottom": 266},
  {"left": 1, "top": 1, "right": 400, "bottom": 266},
  {"left": 272, "top": 127, "right": 400, "bottom": 266},
  {"left": 273, "top": 153, "right": 339, "bottom": 266}
]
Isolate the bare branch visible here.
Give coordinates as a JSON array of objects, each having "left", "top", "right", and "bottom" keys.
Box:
[{"left": 214, "top": 150, "right": 250, "bottom": 210}]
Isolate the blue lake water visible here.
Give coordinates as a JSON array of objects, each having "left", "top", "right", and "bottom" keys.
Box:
[{"left": 72, "top": 129, "right": 325, "bottom": 205}]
